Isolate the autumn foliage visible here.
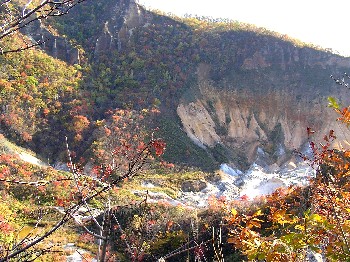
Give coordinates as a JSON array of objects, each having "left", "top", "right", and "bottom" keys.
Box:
[
  {"left": 222, "top": 103, "right": 350, "bottom": 261},
  {"left": 2, "top": 1, "right": 350, "bottom": 260}
]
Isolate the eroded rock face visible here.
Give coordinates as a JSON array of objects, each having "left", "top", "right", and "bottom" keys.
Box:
[
  {"left": 177, "top": 102, "right": 220, "bottom": 148},
  {"left": 23, "top": 0, "right": 149, "bottom": 61},
  {"left": 21, "top": 19, "right": 80, "bottom": 64},
  {"left": 235, "top": 38, "right": 350, "bottom": 71},
  {"left": 94, "top": 0, "right": 150, "bottom": 57},
  {"left": 177, "top": 62, "right": 350, "bottom": 166}
]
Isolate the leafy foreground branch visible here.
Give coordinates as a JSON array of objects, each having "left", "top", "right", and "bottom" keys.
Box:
[
  {"left": 0, "top": 138, "right": 164, "bottom": 261},
  {"left": 222, "top": 76, "right": 350, "bottom": 261},
  {"left": 224, "top": 144, "right": 350, "bottom": 260}
]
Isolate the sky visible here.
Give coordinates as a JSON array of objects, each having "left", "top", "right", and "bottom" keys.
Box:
[{"left": 138, "top": 0, "right": 350, "bottom": 57}]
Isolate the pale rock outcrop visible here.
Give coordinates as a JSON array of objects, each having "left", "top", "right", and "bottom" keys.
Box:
[{"left": 177, "top": 102, "right": 220, "bottom": 147}]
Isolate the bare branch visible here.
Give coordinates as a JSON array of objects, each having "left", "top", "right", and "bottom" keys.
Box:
[{"left": 0, "top": 0, "right": 88, "bottom": 54}]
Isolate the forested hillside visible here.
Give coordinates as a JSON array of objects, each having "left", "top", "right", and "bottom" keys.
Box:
[
  {"left": 2, "top": 0, "right": 348, "bottom": 170},
  {"left": 1, "top": 0, "right": 350, "bottom": 261}
]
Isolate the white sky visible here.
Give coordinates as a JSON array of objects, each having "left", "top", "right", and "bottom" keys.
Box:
[{"left": 138, "top": 0, "right": 350, "bottom": 57}]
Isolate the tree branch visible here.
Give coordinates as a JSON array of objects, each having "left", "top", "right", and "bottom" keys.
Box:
[
  {"left": 0, "top": 0, "right": 87, "bottom": 54},
  {"left": 0, "top": 139, "right": 155, "bottom": 261}
]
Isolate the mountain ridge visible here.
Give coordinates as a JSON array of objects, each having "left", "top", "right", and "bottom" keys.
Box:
[{"left": 4, "top": 0, "right": 350, "bottom": 170}]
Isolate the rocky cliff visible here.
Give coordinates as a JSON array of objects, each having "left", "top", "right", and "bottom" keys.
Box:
[
  {"left": 177, "top": 62, "right": 350, "bottom": 167},
  {"left": 94, "top": 0, "right": 149, "bottom": 57},
  {"left": 175, "top": 37, "right": 350, "bottom": 168},
  {"left": 20, "top": 0, "right": 148, "bottom": 64},
  {"left": 21, "top": 19, "right": 80, "bottom": 64}
]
